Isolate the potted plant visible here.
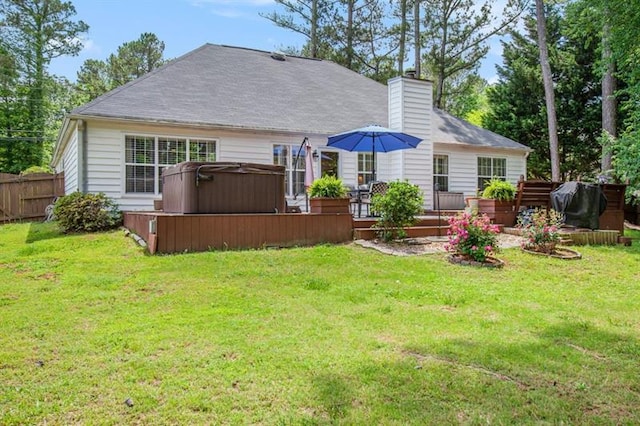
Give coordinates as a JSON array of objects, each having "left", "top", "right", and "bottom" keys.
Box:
[
  {"left": 477, "top": 178, "right": 518, "bottom": 226},
  {"left": 308, "top": 175, "right": 350, "bottom": 214}
]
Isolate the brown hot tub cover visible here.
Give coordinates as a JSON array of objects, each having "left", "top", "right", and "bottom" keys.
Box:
[{"left": 162, "top": 162, "right": 286, "bottom": 214}]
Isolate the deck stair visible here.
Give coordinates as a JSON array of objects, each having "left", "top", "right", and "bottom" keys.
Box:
[{"left": 352, "top": 215, "right": 452, "bottom": 240}]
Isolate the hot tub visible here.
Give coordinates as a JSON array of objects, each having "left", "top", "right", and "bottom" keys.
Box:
[{"left": 162, "top": 162, "right": 286, "bottom": 214}]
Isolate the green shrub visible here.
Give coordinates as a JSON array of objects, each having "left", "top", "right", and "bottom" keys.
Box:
[
  {"left": 22, "top": 165, "right": 54, "bottom": 174},
  {"left": 371, "top": 180, "right": 424, "bottom": 241},
  {"left": 481, "top": 178, "right": 517, "bottom": 201},
  {"left": 308, "top": 175, "right": 347, "bottom": 198},
  {"left": 53, "top": 192, "right": 122, "bottom": 233}
]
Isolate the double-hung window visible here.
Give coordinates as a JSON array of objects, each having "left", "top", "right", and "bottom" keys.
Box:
[
  {"left": 357, "top": 153, "right": 374, "bottom": 186},
  {"left": 125, "top": 136, "right": 156, "bottom": 194},
  {"left": 433, "top": 154, "right": 449, "bottom": 192},
  {"left": 477, "top": 157, "right": 506, "bottom": 191},
  {"left": 125, "top": 135, "right": 217, "bottom": 194},
  {"left": 273, "top": 144, "right": 305, "bottom": 196},
  {"left": 158, "top": 137, "right": 187, "bottom": 193}
]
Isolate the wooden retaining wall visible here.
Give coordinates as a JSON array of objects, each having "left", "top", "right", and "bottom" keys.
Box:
[
  {"left": 124, "top": 212, "right": 354, "bottom": 254},
  {"left": 0, "top": 172, "right": 65, "bottom": 223}
]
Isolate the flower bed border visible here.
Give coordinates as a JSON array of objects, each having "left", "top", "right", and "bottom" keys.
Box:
[
  {"left": 447, "top": 254, "right": 505, "bottom": 268},
  {"left": 521, "top": 246, "right": 582, "bottom": 260}
]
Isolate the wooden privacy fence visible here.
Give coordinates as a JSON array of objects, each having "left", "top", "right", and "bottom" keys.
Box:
[{"left": 0, "top": 172, "right": 65, "bottom": 223}]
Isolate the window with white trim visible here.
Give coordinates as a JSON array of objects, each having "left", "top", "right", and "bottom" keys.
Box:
[
  {"left": 125, "top": 136, "right": 155, "bottom": 193},
  {"left": 125, "top": 135, "right": 217, "bottom": 194},
  {"left": 477, "top": 157, "right": 506, "bottom": 191},
  {"left": 433, "top": 154, "right": 449, "bottom": 192},
  {"left": 273, "top": 144, "right": 305, "bottom": 196},
  {"left": 158, "top": 137, "right": 187, "bottom": 193},
  {"left": 357, "top": 153, "right": 374, "bottom": 186}
]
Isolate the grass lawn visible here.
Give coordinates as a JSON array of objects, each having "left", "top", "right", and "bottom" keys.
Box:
[{"left": 1, "top": 222, "right": 639, "bottom": 424}]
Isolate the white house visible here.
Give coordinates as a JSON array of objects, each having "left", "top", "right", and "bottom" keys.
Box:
[{"left": 51, "top": 44, "right": 529, "bottom": 211}]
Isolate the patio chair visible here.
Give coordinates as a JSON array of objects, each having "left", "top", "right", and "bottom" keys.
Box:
[
  {"left": 344, "top": 185, "right": 360, "bottom": 216},
  {"left": 359, "top": 181, "right": 388, "bottom": 217}
]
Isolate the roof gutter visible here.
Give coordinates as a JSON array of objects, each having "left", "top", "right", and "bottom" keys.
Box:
[
  {"left": 433, "top": 140, "right": 533, "bottom": 153},
  {"left": 65, "top": 113, "right": 336, "bottom": 138}
]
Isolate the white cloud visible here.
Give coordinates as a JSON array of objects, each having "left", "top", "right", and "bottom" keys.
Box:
[{"left": 80, "top": 38, "right": 101, "bottom": 55}]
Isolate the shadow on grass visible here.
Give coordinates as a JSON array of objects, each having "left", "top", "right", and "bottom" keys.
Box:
[
  {"left": 297, "top": 323, "right": 639, "bottom": 423},
  {"left": 25, "top": 221, "right": 64, "bottom": 244},
  {"left": 398, "top": 321, "right": 640, "bottom": 423},
  {"left": 311, "top": 373, "right": 354, "bottom": 422}
]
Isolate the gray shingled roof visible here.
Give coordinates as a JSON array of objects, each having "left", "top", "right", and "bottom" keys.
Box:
[
  {"left": 432, "top": 108, "right": 529, "bottom": 150},
  {"left": 72, "top": 44, "right": 388, "bottom": 135},
  {"left": 72, "top": 43, "right": 527, "bottom": 150}
]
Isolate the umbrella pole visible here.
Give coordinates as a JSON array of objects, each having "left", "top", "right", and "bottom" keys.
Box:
[{"left": 372, "top": 137, "right": 376, "bottom": 182}]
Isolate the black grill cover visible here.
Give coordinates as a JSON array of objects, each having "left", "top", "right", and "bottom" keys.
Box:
[{"left": 550, "top": 182, "right": 607, "bottom": 229}]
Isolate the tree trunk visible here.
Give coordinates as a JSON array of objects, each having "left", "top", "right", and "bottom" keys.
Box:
[
  {"left": 310, "top": 0, "right": 318, "bottom": 58},
  {"left": 601, "top": 20, "right": 616, "bottom": 174},
  {"left": 435, "top": 14, "right": 447, "bottom": 109},
  {"left": 535, "top": 0, "right": 560, "bottom": 181},
  {"left": 346, "top": 0, "right": 354, "bottom": 69},
  {"left": 398, "top": 0, "right": 407, "bottom": 74},
  {"left": 414, "top": 0, "right": 421, "bottom": 77}
]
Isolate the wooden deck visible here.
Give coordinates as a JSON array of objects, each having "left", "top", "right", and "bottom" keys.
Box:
[
  {"left": 124, "top": 212, "right": 353, "bottom": 254},
  {"left": 124, "top": 189, "right": 630, "bottom": 254}
]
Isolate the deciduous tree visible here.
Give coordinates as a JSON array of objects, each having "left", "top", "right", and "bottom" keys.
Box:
[{"left": 0, "top": 0, "right": 87, "bottom": 171}]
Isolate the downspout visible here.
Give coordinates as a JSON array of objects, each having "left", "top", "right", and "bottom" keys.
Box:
[{"left": 77, "top": 119, "right": 88, "bottom": 193}]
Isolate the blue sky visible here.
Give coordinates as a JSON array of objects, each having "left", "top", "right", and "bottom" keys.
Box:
[{"left": 49, "top": 0, "right": 503, "bottom": 83}]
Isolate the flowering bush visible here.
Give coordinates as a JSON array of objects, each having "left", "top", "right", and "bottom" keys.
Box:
[
  {"left": 518, "top": 208, "right": 564, "bottom": 254},
  {"left": 445, "top": 212, "right": 500, "bottom": 262}
]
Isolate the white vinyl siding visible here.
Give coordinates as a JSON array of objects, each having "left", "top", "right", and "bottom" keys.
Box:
[
  {"left": 62, "top": 127, "right": 79, "bottom": 193},
  {"left": 58, "top": 118, "right": 527, "bottom": 212},
  {"left": 434, "top": 144, "right": 526, "bottom": 199},
  {"left": 387, "top": 76, "right": 433, "bottom": 208}
]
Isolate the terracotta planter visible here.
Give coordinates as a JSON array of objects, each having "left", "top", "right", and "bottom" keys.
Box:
[
  {"left": 465, "top": 197, "right": 480, "bottom": 214},
  {"left": 477, "top": 199, "right": 517, "bottom": 226},
  {"left": 309, "top": 197, "right": 350, "bottom": 214}
]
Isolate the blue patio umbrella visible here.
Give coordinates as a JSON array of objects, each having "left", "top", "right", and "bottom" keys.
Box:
[{"left": 327, "top": 125, "right": 423, "bottom": 181}]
